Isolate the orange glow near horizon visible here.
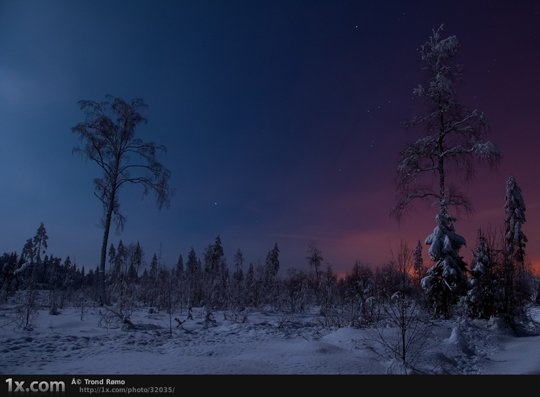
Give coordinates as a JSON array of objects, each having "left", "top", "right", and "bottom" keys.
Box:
[{"left": 530, "top": 261, "right": 540, "bottom": 276}]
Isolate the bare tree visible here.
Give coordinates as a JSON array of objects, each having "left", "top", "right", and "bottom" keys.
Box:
[
  {"left": 392, "top": 26, "right": 500, "bottom": 317},
  {"left": 344, "top": 262, "right": 376, "bottom": 326},
  {"left": 375, "top": 242, "right": 430, "bottom": 373},
  {"left": 72, "top": 96, "right": 172, "bottom": 304},
  {"left": 392, "top": 25, "right": 500, "bottom": 219}
]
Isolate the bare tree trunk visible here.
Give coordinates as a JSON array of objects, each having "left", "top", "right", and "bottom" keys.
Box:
[
  {"left": 98, "top": 201, "right": 114, "bottom": 306},
  {"left": 437, "top": 118, "right": 446, "bottom": 212},
  {"left": 439, "top": 157, "right": 445, "bottom": 210}
]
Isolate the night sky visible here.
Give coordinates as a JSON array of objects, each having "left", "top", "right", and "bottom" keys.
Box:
[{"left": 1, "top": 0, "right": 539, "bottom": 274}]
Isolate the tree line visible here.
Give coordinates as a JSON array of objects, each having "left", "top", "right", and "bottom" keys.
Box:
[{"left": 1, "top": 193, "right": 538, "bottom": 331}]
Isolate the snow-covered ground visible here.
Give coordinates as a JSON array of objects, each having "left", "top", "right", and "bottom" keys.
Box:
[
  {"left": 1, "top": 304, "right": 539, "bottom": 374},
  {"left": 482, "top": 307, "right": 540, "bottom": 374}
]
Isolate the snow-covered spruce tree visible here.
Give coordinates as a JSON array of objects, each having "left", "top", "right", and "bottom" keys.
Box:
[
  {"left": 109, "top": 241, "right": 125, "bottom": 300},
  {"left": 231, "top": 249, "right": 245, "bottom": 309},
  {"left": 0, "top": 253, "right": 19, "bottom": 301},
  {"left": 202, "top": 236, "right": 227, "bottom": 309},
  {"left": 285, "top": 270, "right": 310, "bottom": 313},
  {"left": 17, "top": 224, "right": 48, "bottom": 329},
  {"left": 33, "top": 223, "right": 48, "bottom": 264},
  {"left": 174, "top": 253, "right": 185, "bottom": 312},
  {"left": 123, "top": 243, "right": 142, "bottom": 314},
  {"left": 107, "top": 241, "right": 139, "bottom": 318},
  {"left": 47, "top": 256, "right": 64, "bottom": 315},
  {"left": 501, "top": 176, "right": 529, "bottom": 323},
  {"left": 392, "top": 25, "right": 500, "bottom": 318},
  {"left": 147, "top": 253, "right": 160, "bottom": 308},
  {"left": 128, "top": 242, "right": 143, "bottom": 282},
  {"left": 262, "top": 244, "right": 280, "bottom": 306},
  {"left": 467, "top": 231, "right": 495, "bottom": 319},
  {"left": 157, "top": 266, "right": 173, "bottom": 314},
  {"left": 306, "top": 243, "right": 323, "bottom": 302},
  {"left": 185, "top": 248, "right": 202, "bottom": 307},
  {"left": 245, "top": 263, "right": 258, "bottom": 307},
  {"left": 422, "top": 211, "right": 467, "bottom": 317},
  {"left": 175, "top": 254, "right": 184, "bottom": 280},
  {"left": 536, "top": 278, "right": 540, "bottom": 305}
]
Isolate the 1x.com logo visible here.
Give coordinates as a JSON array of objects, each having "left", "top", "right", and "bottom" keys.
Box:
[{"left": 5, "top": 378, "right": 65, "bottom": 393}]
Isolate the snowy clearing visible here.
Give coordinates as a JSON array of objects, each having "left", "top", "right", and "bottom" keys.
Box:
[{"left": 1, "top": 305, "right": 539, "bottom": 375}]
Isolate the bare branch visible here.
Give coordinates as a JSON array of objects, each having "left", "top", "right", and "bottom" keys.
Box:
[
  {"left": 392, "top": 189, "right": 440, "bottom": 220},
  {"left": 444, "top": 110, "right": 480, "bottom": 133}
]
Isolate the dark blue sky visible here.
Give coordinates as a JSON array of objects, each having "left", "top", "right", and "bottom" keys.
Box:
[{"left": 1, "top": 0, "right": 539, "bottom": 273}]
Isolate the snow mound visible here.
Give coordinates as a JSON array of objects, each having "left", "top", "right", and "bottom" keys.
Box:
[{"left": 446, "top": 324, "right": 474, "bottom": 356}]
